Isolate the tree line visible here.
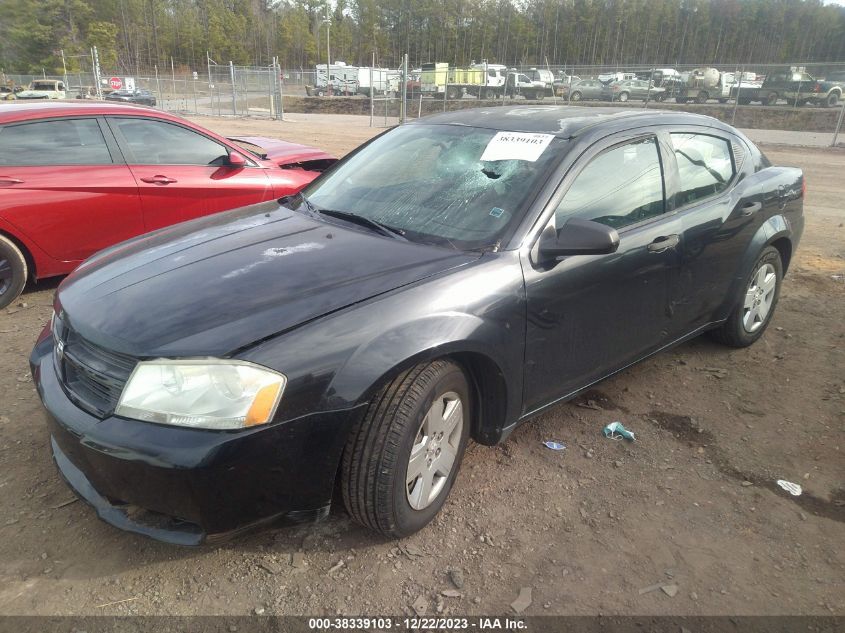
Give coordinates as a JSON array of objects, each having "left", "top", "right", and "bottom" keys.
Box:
[{"left": 2, "top": 0, "right": 844, "bottom": 76}]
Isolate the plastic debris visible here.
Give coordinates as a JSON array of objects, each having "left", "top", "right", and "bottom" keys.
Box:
[
  {"left": 776, "top": 480, "right": 802, "bottom": 496},
  {"left": 603, "top": 421, "right": 636, "bottom": 441},
  {"left": 543, "top": 440, "right": 566, "bottom": 451}
]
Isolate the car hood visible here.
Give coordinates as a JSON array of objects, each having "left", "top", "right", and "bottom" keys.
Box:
[
  {"left": 57, "top": 202, "right": 478, "bottom": 358},
  {"left": 227, "top": 136, "right": 335, "bottom": 167}
]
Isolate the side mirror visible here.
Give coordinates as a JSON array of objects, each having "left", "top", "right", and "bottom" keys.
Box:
[
  {"left": 227, "top": 151, "right": 247, "bottom": 168},
  {"left": 538, "top": 217, "right": 620, "bottom": 262}
]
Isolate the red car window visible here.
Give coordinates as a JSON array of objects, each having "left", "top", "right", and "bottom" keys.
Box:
[
  {"left": 0, "top": 118, "right": 112, "bottom": 166},
  {"left": 110, "top": 118, "right": 229, "bottom": 166}
]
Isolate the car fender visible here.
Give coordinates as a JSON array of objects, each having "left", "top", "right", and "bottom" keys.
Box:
[
  {"left": 0, "top": 216, "right": 58, "bottom": 279},
  {"left": 240, "top": 256, "right": 526, "bottom": 445},
  {"left": 329, "top": 313, "right": 517, "bottom": 444},
  {"left": 719, "top": 214, "right": 793, "bottom": 319}
]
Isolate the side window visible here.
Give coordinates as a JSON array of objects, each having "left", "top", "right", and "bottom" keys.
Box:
[
  {"left": 0, "top": 118, "right": 111, "bottom": 166},
  {"left": 111, "top": 118, "right": 229, "bottom": 166},
  {"left": 555, "top": 136, "right": 665, "bottom": 230},
  {"left": 671, "top": 133, "right": 734, "bottom": 206}
]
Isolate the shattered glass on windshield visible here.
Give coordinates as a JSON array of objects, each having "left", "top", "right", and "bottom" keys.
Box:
[{"left": 302, "top": 124, "right": 564, "bottom": 250}]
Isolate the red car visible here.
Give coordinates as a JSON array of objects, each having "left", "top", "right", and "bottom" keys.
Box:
[{"left": 0, "top": 102, "right": 335, "bottom": 308}]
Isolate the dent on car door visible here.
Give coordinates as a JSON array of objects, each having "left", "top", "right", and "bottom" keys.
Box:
[
  {"left": 107, "top": 117, "right": 273, "bottom": 230},
  {"left": 521, "top": 134, "right": 682, "bottom": 415},
  {"left": 0, "top": 117, "right": 143, "bottom": 266},
  {"left": 664, "top": 131, "right": 763, "bottom": 335}
]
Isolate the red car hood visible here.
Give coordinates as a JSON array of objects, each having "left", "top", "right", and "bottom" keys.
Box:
[{"left": 228, "top": 136, "right": 335, "bottom": 167}]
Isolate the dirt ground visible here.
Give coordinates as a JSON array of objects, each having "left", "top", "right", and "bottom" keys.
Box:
[{"left": 0, "top": 114, "right": 842, "bottom": 617}]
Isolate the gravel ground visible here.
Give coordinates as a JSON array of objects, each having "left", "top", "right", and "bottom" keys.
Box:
[{"left": 0, "top": 114, "right": 842, "bottom": 617}]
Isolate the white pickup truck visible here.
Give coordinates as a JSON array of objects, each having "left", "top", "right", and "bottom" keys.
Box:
[{"left": 17, "top": 79, "right": 67, "bottom": 99}]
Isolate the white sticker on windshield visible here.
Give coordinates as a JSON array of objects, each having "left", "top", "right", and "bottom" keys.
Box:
[{"left": 480, "top": 132, "right": 554, "bottom": 162}]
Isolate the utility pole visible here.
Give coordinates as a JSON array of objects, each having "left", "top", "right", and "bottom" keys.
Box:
[
  {"left": 323, "top": 7, "right": 331, "bottom": 69},
  {"left": 91, "top": 46, "right": 102, "bottom": 99},
  {"left": 206, "top": 51, "right": 214, "bottom": 90},
  {"left": 60, "top": 49, "right": 68, "bottom": 91}
]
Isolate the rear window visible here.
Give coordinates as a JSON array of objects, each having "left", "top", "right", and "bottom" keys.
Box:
[{"left": 0, "top": 118, "right": 111, "bottom": 166}]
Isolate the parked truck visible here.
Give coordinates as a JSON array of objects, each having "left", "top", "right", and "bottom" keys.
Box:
[
  {"left": 16, "top": 79, "right": 66, "bottom": 99},
  {"left": 672, "top": 67, "right": 734, "bottom": 104},
  {"left": 730, "top": 68, "right": 842, "bottom": 107},
  {"left": 420, "top": 62, "right": 546, "bottom": 100}
]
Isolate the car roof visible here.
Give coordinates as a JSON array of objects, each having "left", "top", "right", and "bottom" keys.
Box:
[
  {"left": 0, "top": 101, "right": 177, "bottom": 124},
  {"left": 412, "top": 105, "right": 731, "bottom": 137}
]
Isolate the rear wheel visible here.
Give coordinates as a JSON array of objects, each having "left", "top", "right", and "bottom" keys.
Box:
[
  {"left": 341, "top": 360, "right": 471, "bottom": 537},
  {"left": 570, "top": 91, "right": 582, "bottom": 101},
  {"left": 618, "top": 91, "right": 629, "bottom": 102},
  {"left": 446, "top": 86, "right": 461, "bottom": 100},
  {"left": 709, "top": 246, "right": 782, "bottom": 348},
  {"left": 0, "top": 235, "right": 28, "bottom": 310},
  {"left": 696, "top": 91, "right": 709, "bottom": 104}
]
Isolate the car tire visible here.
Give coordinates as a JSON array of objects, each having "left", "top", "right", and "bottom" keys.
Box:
[
  {"left": 341, "top": 359, "right": 471, "bottom": 538},
  {"left": 618, "top": 92, "right": 629, "bottom": 102},
  {"left": 570, "top": 91, "right": 582, "bottom": 101},
  {"left": 709, "top": 246, "right": 783, "bottom": 348},
  {"left": 696, "top": 92, "right": 709, "bottom": 104},
  {"left": 0, "top": 234, "right": 28, "bottom": 310},
  {"left": 765, "top": 92, "right": 778, "bottom": 106},
  {"left": 824, "top": 91, "right": 839, "bottom": 108}
]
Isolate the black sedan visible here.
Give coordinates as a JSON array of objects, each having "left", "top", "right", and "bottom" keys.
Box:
[
  {"left": 31, "top": 106, "right": 804, "bottom": 544},
  {"left": 105, "top": 88, "right": 157, "bottom": 106}
]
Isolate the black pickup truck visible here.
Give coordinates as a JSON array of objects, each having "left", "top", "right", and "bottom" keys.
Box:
[{"left": 732, "top": 70, "right": 842, "bottom": 107}]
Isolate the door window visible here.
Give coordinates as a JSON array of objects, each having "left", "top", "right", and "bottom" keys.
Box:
[
  {"left": 110, "top": 118, "right": 229, "bottom": 166},
  {"left": 671, "top": 133, "right": 734, "bottom": 206},
  {"left": 0, "top": 118, "right": 111, "bottom": 166},
  {"left": 554, "top": 136, "right": 665, "bottom": 230}
]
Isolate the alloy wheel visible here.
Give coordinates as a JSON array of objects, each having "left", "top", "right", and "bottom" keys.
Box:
[
  {"left": 406, "top": 392, "right": 463, "bottom": 510},
  {"left": 742, "top": 263, "right": 777, "bottom": 332}
]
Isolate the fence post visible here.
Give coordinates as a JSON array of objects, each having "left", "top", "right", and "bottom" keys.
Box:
[
  {"left": 369, "top": 65, "right": 374, "bottom": 127},
  {"left": 193, "top": 73, "right": 197, "bottom": 113},
  {"left": 277, "top": 59, "right": 285, "bottom": 120},
  {"left": 229, "top": 61, "right": 236, "bottom": 115},
  {"left": 644, "top": 67, "right": 654, "bottom": 109},
  {"left": 444, "top": 69, "right": 448, "bottom": 112},
  {"left": 154, "top": 64, "right": 161, "bottom": 109},
  {"left": 832, "top": 95, "right": 845, "bottom": 147},
  {"left": 401, "top": 53, "right": 408, "bottom": 124},
  {"left": 268, "top": 62, "right": 274, "bottom": 117},
  {"left": 731, "top": 65, "right": 744, "bottom": 126}
]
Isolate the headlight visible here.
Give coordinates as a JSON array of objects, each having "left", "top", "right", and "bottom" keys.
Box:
[{"left": 115, "top": 360, "right": 286, "bottom": 430}]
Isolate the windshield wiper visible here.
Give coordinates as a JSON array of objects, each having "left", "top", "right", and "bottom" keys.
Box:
[{"left": 315, "top": 208, "right": 408, "bottom": 241}]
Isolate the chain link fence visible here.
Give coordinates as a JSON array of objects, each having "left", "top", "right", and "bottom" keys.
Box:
[{"left": 4, "top": 60, "right": 845, "bottom": 144}]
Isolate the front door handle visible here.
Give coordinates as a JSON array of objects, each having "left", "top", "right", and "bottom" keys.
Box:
[
  {"left": 741, "top": 201, "right": 762, "bottom": 216},
  {"left": 647, "top": 234, "right": 680, "bottom": 253},
  {"left": 140, "top": 175, "right": 177, "bottom": 185},
  {"left": 0, "top": 177, "right": 24, "bottom": 186}
]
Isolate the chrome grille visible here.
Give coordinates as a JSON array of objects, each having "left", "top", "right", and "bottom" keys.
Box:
[{"left": 53, "top": 313, "right": 136, "bottom": 417}]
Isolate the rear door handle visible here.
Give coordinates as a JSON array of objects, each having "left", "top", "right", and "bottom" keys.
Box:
[
  {"left": 140, "top": 175, "right": 177, "bottom": 185},
  {"left": 647, "top": 234, "right": 680, "bottom": 253},
  {"left": 0, "top": 177, "right": 24, "bottom": 186},
  {"left": 741, "top": 201, "right": 762, "bottom": 216}
]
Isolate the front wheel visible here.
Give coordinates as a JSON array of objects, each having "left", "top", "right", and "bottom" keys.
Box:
[
  {"left": 618, "top": 92, "right": 629, "bottom": 102},
  {"left": 0, "top": 235, "right": 28, "bottom": 310},
  {"left": 570, "top": 91, "right": 582, "bottom": 101},
  {"left": 765, "top": 92, "right": 778, "bottom": 106},
  {"left": 824, "top": 91, "right": 840, "bottom": 108},
  {"left": 341, "top": 360, "right": 471, "bottom": 537},
  {"left": 709, "top": 246, "right": 782, "bottom": 348}
]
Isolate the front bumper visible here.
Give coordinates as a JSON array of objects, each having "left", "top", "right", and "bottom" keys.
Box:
[{"left": 31, "top": 336, "right": 361, "bottom": 545}]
